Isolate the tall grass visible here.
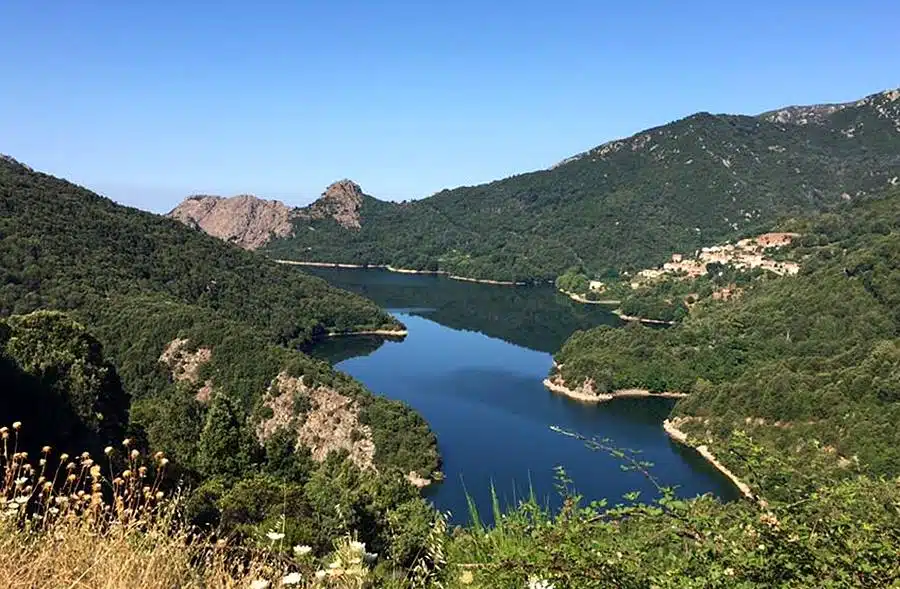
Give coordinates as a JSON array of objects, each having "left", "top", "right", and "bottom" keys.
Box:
[{"left": 0, "top": 422, "right": 376, "bottom": 588}]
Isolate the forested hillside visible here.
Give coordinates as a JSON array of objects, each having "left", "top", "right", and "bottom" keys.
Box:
[
  {"left": 257, "top": 88, "right": 900, "bottom": 282},
  {"left": 552, "top": 185, "right": 900, "bottom": 488},
  {"left": 0, "top": 155, "right": 399, "bottom": 344},
  {"left": 0, "top": 156, "right": 441, "bottom": 561}
]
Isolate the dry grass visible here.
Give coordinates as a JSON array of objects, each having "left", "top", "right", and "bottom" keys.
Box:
[{"left": 0, "top": 422, "right": 376, "bottom": 589}]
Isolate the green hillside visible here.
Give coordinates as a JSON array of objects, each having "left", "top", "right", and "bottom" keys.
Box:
[
  {"left": 0, "top": 155, "right": 400, "bottom": 344},
  {"left": 264, "top": 89, "right": 900, "bottom": 282},
  {"left": 552, "top": 186, "right": 900, "bottom": 488},
  {"left": 0, "top": 156, "right": 440, "bottom": 561}
]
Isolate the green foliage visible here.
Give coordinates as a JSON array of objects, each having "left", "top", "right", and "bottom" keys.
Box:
[
  {"left": 439, "top": 430, "right": 900, "bottom": 588},
  {"left": 0, "top": 156, "right": 399, "bottom": 345},
  {"left": 553, "top": 186, "right": 900, "bottom": 486},
  {"left": 554, "top": 268, "right": 590, "bottom": 293},
  {"left": 264, "top": 91, "right": 900, "bottom": 282},
  {"left": 0, "top": 311, "right": 128, "bottom": 454},
  {"left": 0, "top": 157, "right": 445, "bottom": 573},
  {"left": 197, "top": 394, "right": 261, "bottom": 482}
]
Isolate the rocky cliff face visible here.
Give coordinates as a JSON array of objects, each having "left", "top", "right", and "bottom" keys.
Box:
[
  {"left": 168, "top": 194, "right": 295, "bottom": 250},
  {"left": 168, "top": 179, "right": 366, "bottom": 250},
  {"left": 295, "top": 179, "right": 365, "bottom": 229}
]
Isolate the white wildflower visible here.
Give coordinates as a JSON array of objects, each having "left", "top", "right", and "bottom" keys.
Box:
[
  {"left": 527, "top": 578, "right": 555, "bottom": 589},
  {"left": 293, "top": 544, "right": 313, "bottom": 556},
  {"left": 349, "top": 540, "right": 366, "bottom": 553},
  {"left": 266, "top": 531, "right": 286, "bottom": 541},
  {"left": 315, "top": 570, "right": 327, "bottom": 580},
  {"left": 281, "top": 572, "right": 302, "bottom": 585},
  {"left": 250, "top": 580, "right": 270, "bottom": 589}
]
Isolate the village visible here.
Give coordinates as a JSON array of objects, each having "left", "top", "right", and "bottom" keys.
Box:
[{"left": 586, "top": 232, "right": 801, "bottom": 292}]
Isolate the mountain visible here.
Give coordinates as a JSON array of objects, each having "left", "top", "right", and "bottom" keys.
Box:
[
  {"left": 0, "top": 155, "right": 400, "bottom": 344},
  {"left": 168, "top": 180, "right": 369, "bottom": 250},
  {"left": 550, "top": 184, "right": 900, "bottom": 489},
  {"left": 170, "top": 88, "right": 900, "bottom": 282},
  {"left": 0, "top": 155, "right": 440, "bottom": 555},
  {"left": 168, "top": 193, "right": 295, "bottom": 250}
]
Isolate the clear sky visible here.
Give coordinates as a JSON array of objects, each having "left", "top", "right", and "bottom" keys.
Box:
[{"left": 1, "top": 1, "right": 897, "bottom": 212}]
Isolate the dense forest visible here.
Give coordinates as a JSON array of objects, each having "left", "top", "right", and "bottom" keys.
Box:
[
  {"left": 0, "top": 156, "right": 400, "bottom": 345},
  {"left": 0, "top": 156, "right": 441, "bottom": 561},
  {"left": 262, "top": 88, "right": 900, "bottom": 282},
  {"left": 553, "top": 186, "right": 900, "bottom": 488}
]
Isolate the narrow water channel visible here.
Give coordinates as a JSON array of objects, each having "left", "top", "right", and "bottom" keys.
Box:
[{"left": 306, "top": 268, "right": 739, "bottom": 523}]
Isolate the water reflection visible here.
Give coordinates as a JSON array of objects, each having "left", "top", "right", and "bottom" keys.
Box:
[
  {"left": 305, "top": 267, "right": 621, "bottom": 353},
  {"left": 303, "top": 269, "right": 739, "bottom": 524}
]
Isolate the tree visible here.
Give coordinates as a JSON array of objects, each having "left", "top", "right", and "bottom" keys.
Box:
[{"left": 198, "top": 393, "right": 259, "bottom": 481}]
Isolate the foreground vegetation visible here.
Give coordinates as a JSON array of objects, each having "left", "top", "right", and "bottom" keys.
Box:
[
  {"left": 3, "top": 423, "right": 898, "bottom": 588},
  {"left": 265, "top": 89, "right": 900, "bottom": 282}
]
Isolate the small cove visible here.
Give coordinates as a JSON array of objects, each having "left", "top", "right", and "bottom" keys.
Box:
[{"left": 306, "top": 268, "right": 740, "bottom": 523}]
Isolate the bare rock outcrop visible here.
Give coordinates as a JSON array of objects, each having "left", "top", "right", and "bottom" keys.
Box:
[
  {"left": 256, "top": 372, "right": 376, "bottom": 471},
  {"left": 159, "top": 338, "right": 214, "bottom": 402},
  {"left": 295, "top": 180, "right": 365, "bottom": 229},
  {"left": 168, "top": 194, "right": 295, "bottom": 250}
]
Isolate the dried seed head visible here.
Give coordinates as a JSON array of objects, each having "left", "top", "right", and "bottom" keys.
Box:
[
  {"left": 122, "top": 438, "right": 131, "bottom": 448},
  {"left": 130, "top": 449, "right": 140, "bottom": 460},
  {"left": 104, "top": 446, "right": 113, "bottom": 456},
  {"left": 12, "top": 421, "right": 21, "bottom": 430},
  {"left": 59, "top": 453, "right": 69, "bottom": 462},
  {"left": 41, "top": 446, "right": 51, "bottom": 454}
]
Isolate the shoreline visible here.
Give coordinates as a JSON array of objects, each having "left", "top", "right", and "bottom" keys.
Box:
[
  {"left": 662, "top": 418, "right": 757, "bottom": 503},
  {"left": 558, "top": 289, "right": 621, "bottom": 305},
  {"left": 543, "top": 376, "right": 688, "bottom": 404},
  {"left": 612, "top": 309, "right": 677, "bottom": 326},
  {"left": 324, "top": 328, "right": 409, "bottom": 338},
  {"left": 274, "top": 259, "right": 526, "bottom": 286}
]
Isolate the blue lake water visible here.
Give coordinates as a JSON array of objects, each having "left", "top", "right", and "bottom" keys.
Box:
[{"left": 306, "top": 268, "right": 739, "bottom": 523}]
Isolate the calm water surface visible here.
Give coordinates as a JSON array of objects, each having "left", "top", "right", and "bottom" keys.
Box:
[{"left": 307, "top": 268, "right": 738, "bottom": 523}]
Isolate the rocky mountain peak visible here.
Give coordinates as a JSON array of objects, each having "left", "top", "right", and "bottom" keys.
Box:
[
  {"left": 298, "top": 179, "right": 365, "bottom": 229},
  {"left": 168, "top": 194, "right": 294, "bottom": 250},
  {"left": 323, "top": 179, "right": 364, "bottom": 202}
]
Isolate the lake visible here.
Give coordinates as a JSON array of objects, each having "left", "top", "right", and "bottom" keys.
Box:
[{"left": 306, "top": 267, "right": 739, "bottom": 523}]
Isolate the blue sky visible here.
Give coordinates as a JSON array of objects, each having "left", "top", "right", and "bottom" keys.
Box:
[{"left": 1, "top": 1, "right": 897, "bottom": 212}]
